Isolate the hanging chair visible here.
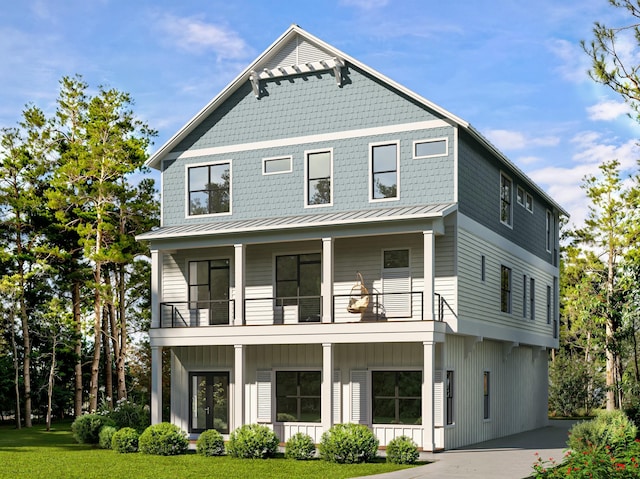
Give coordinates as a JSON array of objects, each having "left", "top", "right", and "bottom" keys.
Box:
[{"left": 347, "top": 272, "right": 370, "bottom": 314}]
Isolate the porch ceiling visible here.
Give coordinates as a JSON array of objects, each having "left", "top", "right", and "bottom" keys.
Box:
[{"left": 137, "top": 203, "right": 457, "bottom": 241}]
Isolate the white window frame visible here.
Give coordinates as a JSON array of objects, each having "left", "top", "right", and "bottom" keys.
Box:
[
  {"left": 500, "top": 265, "right": 512, "bottom": 314},
  {"left": 516, "top": 186, "right": 525, "bottom": 206},
  {"left": 185, "top": 159, "right": 233, "bottom": 218},
  {"left": 412, "top": 137, "right": 448, "bottom": 159},
  {"left": 304, "top": 148, "right": 333, "bottom": 208},
  {"left": 369, "top": 140, "right": 400, "bottom": 203},
  {"left": 262, "top": 155, "right": 292, "bottom": 175},
  {"left": 525, "top": 192, "right": 534, "bottom": 213},
  {"left": 546, "top": 210, "right": 553, "bottom": 252},
  {"left": 499, "top": 172, "right": 513, "bottom": 228}
]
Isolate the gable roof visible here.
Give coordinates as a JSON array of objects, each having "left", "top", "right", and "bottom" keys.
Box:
[{"left": 147, "top": 24, "right": 568, "bottom": 217}]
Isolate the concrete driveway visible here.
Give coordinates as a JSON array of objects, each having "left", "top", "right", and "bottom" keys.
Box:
[{"left": 361, "top": 420, "right": 576, "bottom": 479}]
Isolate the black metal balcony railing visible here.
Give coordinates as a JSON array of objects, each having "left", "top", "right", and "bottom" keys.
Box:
[{"left": 157, "top": 292, "right": 444, "bottom": 328}]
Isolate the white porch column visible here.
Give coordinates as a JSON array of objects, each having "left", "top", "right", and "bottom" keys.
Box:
[
  {"left": 234, "top": 344, "right": 245, "bottom": 429},
  {"left": 234, "top": 244, "right": 245, "bottom": 325},
  {"left": 322, "top": 343, "right": 334, "bottom": 430},
  {"left": 150, "top": 249, "right": 163, "bottom": 328},
  {"left": 422, "top": 340, "right": 435, "bottom": 452},
  {"left": 322, "top": 238, "right": 334, "bottom": 323},
  {"left": 151, "top": 346, "right": 163, "bottom": 424},
  {"left": 423, "top": 231, "right": 435, "bottom": 321}
]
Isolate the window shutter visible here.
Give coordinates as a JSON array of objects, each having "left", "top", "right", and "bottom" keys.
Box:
[
  {"left": 434, "top": 370, "right": 444, "bottom": 427},
  {"left": 382, "top": 269, "right": 411, "bottom": 317},
  {"left": 333, "top": 370, "right": 341, "bottom": 424},
  {"left": 256, "top": 370, "right": 272, "bottom": 423},
  {"left": 350, "top": 370, "right": 369, "bottom": 424}
]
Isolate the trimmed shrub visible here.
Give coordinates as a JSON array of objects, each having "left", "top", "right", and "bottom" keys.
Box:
[
  {"left": 285, "top": 433, "right": 316, "bottom": 460},
  {"left": 196, "top": 429, "right": 225, "bottom": 456},
  {"left": 102, "top": 398, "right": 150, "bottom": 433},
  {"left": 138, "top": 422, "right": 189, "bottom": 456},
  {"left": 386, "top": 435, "right": 419, "bottom": 464},
  {"left": 111, "top": 427, "right": 139, "bottom": 453},
  {"left": 98, "top": 425, "right": 117, "bottom": 449},
  {"left": 226, "top": 424, "right": 279, "bottom": 459},
  {"left": 568, "top": 410, "right": 637, "bottom": 453},
  {"left": 71, "top": 414, "right": 115, "bottom": 444},
  {"left": 319, "top": 423, "right": 379, "bottom": 464}
]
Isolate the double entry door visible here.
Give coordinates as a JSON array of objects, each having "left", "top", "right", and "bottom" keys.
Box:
[{"left": 190, "top": 372, "right": 229, "bottom": 433}]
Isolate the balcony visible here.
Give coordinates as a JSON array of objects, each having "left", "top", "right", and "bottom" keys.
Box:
[{"left": 156, "top": 292, "right": 444, "bottom": 328}]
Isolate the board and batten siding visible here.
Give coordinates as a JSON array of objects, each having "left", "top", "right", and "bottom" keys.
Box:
[
  {"left": 456, "top": 215, "right": 557, "bottom": 344},
  {"left": 442, "top": 335, "right": 548, "bottom": 450}
]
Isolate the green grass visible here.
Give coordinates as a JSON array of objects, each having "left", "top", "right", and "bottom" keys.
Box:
[{"left": 0, "top": 422, "right": 419, "bottom": 479}]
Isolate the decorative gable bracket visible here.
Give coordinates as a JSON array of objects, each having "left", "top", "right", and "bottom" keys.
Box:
[{"left": 250, "top": 56, "right": 345, "bottom": 98}]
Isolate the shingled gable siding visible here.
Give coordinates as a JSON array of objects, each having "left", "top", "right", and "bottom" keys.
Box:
[
  {"left": 457, "top": 131, "right": 555, "bottom": 264},
  {"left": 160, "top": 66, "right": 457, "bottom": 226}
]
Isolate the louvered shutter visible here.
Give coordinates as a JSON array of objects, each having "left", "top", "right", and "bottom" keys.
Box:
[
  {"left": 333, "top": 370, "right": 341, "bottom": 424},
  {"left": 256, "top": 370, "right": 272, "bottom": 423},
  {"left": 434, "top": 370, "right": 444, "bottom": 427},
  {"left": 382, "top": 268, "right": 411, "bottom": 317},
  {"left": 350, "top": 370, "right": 369, "bottom": 424}
]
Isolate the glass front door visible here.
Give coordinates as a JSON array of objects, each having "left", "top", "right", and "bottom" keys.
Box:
[{"left": 190, "top": 372, "right": 229, "bottom": 433}]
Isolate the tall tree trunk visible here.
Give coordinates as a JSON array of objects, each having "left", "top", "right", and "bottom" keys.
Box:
[
  {"left": 117, "top": 263, "right": 127, "bottom": 400},
  {"left": 605, "top": 228, "right": 616, "bottom": 411},
  {"left": 89, "top": 263, "right": 102, "bottom": 412},
  {"left": 72, "top": 279, "right": 83, "bottom": 417},
  {"left": 103, "top": 303, "right": 113, "bottom": 408},
  {"left": 9, "top": 307, "right": 21, "bottom": 429},
  {"left": 20, "top": 288, "right": 32, "bottom": 428},
  {"left": 46, "top": 335, "right": 57, "bottom": 432}
]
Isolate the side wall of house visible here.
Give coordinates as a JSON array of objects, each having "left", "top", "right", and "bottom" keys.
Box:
[{"left": 443, "top": 335, "right": 549, "bottom": 450}]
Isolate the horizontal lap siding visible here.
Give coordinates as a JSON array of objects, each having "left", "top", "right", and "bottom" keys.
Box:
[
  {"left": 443, "top": 336, "right": 548, "bottom": 450},
  {"left": 457, "top": 227, "right": 554, "bottom": 338}
]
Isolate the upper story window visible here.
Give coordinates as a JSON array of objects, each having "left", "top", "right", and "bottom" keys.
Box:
[
  {"left": 517, "top": 186, "right": 525, "bottom": 206},
  {"left": 546, "top": 210, "right": 553, "bottom": 252},
  {"left": 413, "top": 138, "right": 447, "bottom": 159},
  {"left": 500, "top": 265, "right": 512, "bottom": 313},
  {"left": 525, "top": 193, "right": 533, "bottom": 213},
  {"left": 263, "top": 156, "right": 292, "bottom": 175},
  {"left": 305, "top": 149, "right": 332, "bottom": 206},
  {"left": 371, "top": 141, "right": 399, "bottom": 201},
  {"left": 188, "top": 161, "right": 231, "bottom": 216},
  {"left": 500, "top": 173, "right": 512, "bottom": 227}
]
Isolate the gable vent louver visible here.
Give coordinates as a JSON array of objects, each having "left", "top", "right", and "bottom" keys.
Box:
[{"left": 250, "top": 34, "right": 344, "bottom": 98}]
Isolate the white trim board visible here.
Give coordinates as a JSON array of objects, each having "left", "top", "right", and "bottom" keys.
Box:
[{"left": 164, "top": 120, "right": 451, "bottom": 161}]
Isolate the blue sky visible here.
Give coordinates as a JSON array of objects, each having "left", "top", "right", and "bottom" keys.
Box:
[{"left": 1, "top": 0, "right": 639, "bottom": 227}]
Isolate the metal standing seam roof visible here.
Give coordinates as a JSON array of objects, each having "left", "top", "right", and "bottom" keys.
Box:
[{"left": 136, "top": 203, "right": 457, "bottom": 241}]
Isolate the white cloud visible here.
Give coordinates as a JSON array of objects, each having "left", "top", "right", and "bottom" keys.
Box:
[
  {"left": 586, "top": 100, "right": 630, "bottom": 121},
  {"left": 485, "top": 129, "right": 560, "bottom": 151},
  {"left": 340, "top": 0, "right": 389, "bottom": 9},
  {"left": 547, "top": 38, "right": 590, "bottom": 83},
  {"left": 570, "top": 131, "right": 638, "bottom": 169},
  {"left": 516, "top": 155, "right": 542, "bottom": 166},
  {"left": 157, "top": 15, "right": 249, "bottom": 59}
]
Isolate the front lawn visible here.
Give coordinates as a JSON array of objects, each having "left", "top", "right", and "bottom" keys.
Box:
[{"left": 0, "top": 422, "right": 418, "bottom": 479}]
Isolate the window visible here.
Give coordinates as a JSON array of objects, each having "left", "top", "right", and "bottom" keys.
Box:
[
  {"left": 188, "top": 259, "right": 230, "bottom": 325},
  {"left": 372, "top": 371, "right": 422, "bottom": 424},
  {"left": 500, "top": 265, "right": 512, "bottom": 313},
  {"left": 188, "top": 162, "right": 231, "bottom": 215},
  {"left": 371, "top": 142, "right": 399, "bottom": 200},
  {"left": 263, "top": 156, "right": 292, "bottom": 175},
  {"left": 306, "top": 150, "right": 332, "bottom": 206},
  {"left": 522, "top": 274, "right": 527, "bottom": 319},
  {"left": 530, "top": 278, "right": 535, "bottom": 320},
  {"left": 525, "top": 193, "right": 533, "bottom": 213},
  {"left": 546, "top": 210, "right": 553, "bottom": 252},
  {"left": 413, "top": 138, "right": 447, "bottom": 158},
  {"left": 517, "top": 186, "right": 525, "bottom": 206},
  {"left": 481, "top": 255, "right": 486, "bottom": 282},
  {"left": 546, "top": 285, "right": 552, "bottom": 324},
  {"left": 500, "top": 173, "right": 512, "bottom": 226},
  {"left": 276, "top": 254, "right": 321, "bottom": 322},
  {"left": 276, "top": 371, "right": 321, "bottom": 422},
  {"left": 446, "top": 370, "right": 454, "bottom": 425},
  {"left": 483, "top": 372, "right": 490, "bottom": 419}
]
